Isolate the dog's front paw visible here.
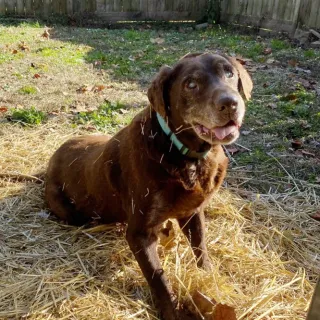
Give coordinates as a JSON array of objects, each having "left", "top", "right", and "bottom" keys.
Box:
[{"left": 198, "top": 257, "right": 213, "bottom": 272}]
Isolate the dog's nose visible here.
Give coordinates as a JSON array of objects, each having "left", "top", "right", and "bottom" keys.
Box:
[{"left": 216, "top": 95, "right": 238, "bottom": 112}]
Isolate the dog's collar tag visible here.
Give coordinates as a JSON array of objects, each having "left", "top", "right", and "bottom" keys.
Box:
[{"left": 156, "top": 113, "right": 209, "bottom": 159}]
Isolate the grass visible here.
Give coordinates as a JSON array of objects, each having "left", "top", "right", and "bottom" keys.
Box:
[
  {"left": 19, "top": 85, "right": 38, "bottom": 94},
  {"left": 0, "top": 20, "right": 319, "bottom": 320},
  {"left": 75, "top": 100, "right": 136, "bottom": 132},
  {"left": 9, "top": 106, "right": 46, "bottom": 125}
]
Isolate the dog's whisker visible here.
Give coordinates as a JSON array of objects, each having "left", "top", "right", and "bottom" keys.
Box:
[
  {"left": 145, "top": 188, "right": 150, "bottom": 197},
  {"left": 175, "top": 124, "right": 184, "bottom": 131},
  {"left": 160, "top": 154, "right": 164, "bottom": 163},
  {"left": 139, "top": 210, "right": 144, "bottom": 215}
]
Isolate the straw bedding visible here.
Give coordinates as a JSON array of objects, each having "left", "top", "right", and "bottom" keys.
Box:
[{"left": 0, "top": 120, "right": 319, "bottom": 320}]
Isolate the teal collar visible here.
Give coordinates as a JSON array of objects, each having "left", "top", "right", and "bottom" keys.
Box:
[{"left": 156, "top": 113, "right": 210, "bottom": 159}]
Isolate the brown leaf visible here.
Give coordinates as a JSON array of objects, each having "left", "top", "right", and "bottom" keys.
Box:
[
  {"left": 33, "top": 73, "right": 41, "bottom": 79},
  {"left": 42, "top": 30, "right": 50, "bottom": 39},
  {"left": 310, "top": 212, "right": 320, "bottom": 221},
  {"left": 12, "top": 49, "right": 18, "bottom": 54},
  {"left": 288, "top": 59, "right": 298, "bottom": 67},
  {"left": 263, "top": 47, "right": 272, "bottom": 55},
  {"left": 213, "top": 303, "right": 237, "bottom": 320},
  {"left": 225, "top": 146, "right": 239, "bottom": 155},
  {"left": 76, "top": 85, "right": 93, "bottom": 94},
  {"left": 192, "top": 290, "right": 216, "bottom": 314},
  {"left": 291, "top": 139, "right": 303, "bottom": 150},
  {"left": 92, "top": 85, "right": 106, "bottom": 93},
  {"left": 0, "top": 106, "right": 8, "bottom": 113},
  {"left": 18, "top": 42, "right": 29, "bottom": 51}
]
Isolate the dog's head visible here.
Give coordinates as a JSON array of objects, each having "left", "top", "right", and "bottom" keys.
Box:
[{"left": 148, "top": 52, "right": 253, "bottom": 146}]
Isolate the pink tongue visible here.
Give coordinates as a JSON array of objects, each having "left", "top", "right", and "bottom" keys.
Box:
[{"left": 213, "top": 125, "right": 237, "bottom": 140}]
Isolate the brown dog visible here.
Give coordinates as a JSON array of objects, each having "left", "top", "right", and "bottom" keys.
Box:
[{"left": 45, "top": 52, "right": 252, "bottom": 319}]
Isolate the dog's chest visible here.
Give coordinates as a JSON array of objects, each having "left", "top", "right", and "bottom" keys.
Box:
[{"left": 156, "top": 170, "right": 216, "bottom": 221}]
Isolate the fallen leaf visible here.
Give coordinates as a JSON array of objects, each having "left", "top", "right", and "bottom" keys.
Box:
[
  {"left": 12, "top": 49, "right": 18, "bottom": 54},
  {"left": 192, "top": 290, "right": 216, "bottom": 314},
  {"left": 18, "top": 42, "right": 29, "bottom": 51},
  {"left": 76, "top": 85, "right": 93, "bottom": 94},
  {"left": 310, "top": 212, "right": 320, "bottom": 221},
  {"left": 92, "top": 85, "right": 106, "bottom": 93},
  {"left": 288, "top": 59, "right": 298, "bottom": 67},
  {"left": 266, "top": 58, "right": 275, "bottom": 64},
  {"left": 150, "top": 37, "right": 165, "bottom": 44},
  {"left": 42, "top": 30, "right": 50, "bottom": 39},
  {"left": 291, "top": 139, "right": 303, "bottom": 150},
  {"left": 281, "top": 93, "right": 298, "bottom": 102},
  {"left": 33, "top": 73, "right": 41, "bottom": 79},
  {"left": 0, "top": 106, "right": 8, "bottom": 113},
  {"left": 246, "top": 66, "right": 257, "bottom": 72},
  {"left": 118, "top": 108, "right": 129, "bottom": 114},
  {"left": 212, "top": 303, "right": 237, "bottom": 320},
  {"left": 225, "top": 146, "right": 239, "bottom": 155},
  {"left": 241, "top": 130, "right": 251, "bottom": 136},
  {"left": 263, "top": 47, "right": 272, "bottom": 55}
]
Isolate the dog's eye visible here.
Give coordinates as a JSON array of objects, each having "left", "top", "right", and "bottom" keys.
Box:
[
  {"left": 225, "top": 70, "right": 234, "bottom": 78},
  {"left": 187, "top": 81, "right": 197, "bottom": 89}
]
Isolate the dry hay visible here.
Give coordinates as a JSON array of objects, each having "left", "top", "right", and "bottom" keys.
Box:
[{"left": 0, "top": 120, "right": 319, "bottom": 320}]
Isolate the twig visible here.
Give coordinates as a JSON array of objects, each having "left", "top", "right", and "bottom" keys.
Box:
[
  {"left": 223, "top": 146, "right": 238, "bottom": 165},
  {"left": 267, "top": 153, "right": 300, "bottom": 192},
  {"left": 0, "top": 173, "right": 44, "bottom": 183},
  {"left": 235, "top": 142, "right": 252, "bottom": 152}
]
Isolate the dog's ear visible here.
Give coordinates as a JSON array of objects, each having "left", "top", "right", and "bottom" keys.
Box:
[
  {"left": 230, "top": 58, "right": 253, "bottom": 101},
  {"left": 147, "top": 66, "right": 172, "bottom": 118}
]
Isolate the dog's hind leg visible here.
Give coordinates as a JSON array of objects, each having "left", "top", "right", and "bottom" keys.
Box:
[{"left": 45, "top": 182, "right": 89, "bottom": 226}]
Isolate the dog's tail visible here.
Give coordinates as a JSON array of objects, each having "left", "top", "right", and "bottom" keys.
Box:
[{"left": 0, "top": 171, "right": 45, "bottom": 183}]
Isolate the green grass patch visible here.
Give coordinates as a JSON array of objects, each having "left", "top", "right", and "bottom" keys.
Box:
[
  {"left": 270, "top": 39, "right": 291, "bottom": 51},
  {"left": 9, "top": 107, "right": 47, "bottom": 125},
  {"left": 246, "top": 88, "right": 318, "bottom": 139},
  {"left": 19, "top": 85, "right": 37, "bottom": 94},
  {"left": 75, "top": 101, "right": 134, "bottom": 131}
]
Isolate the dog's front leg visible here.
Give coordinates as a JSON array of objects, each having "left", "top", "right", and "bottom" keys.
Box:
[
  {"left": 178, "top": 211, "right": 211, "bottom": 270},
  {"left": 126, "top": 228, "right": 178, "bottom": 320}
]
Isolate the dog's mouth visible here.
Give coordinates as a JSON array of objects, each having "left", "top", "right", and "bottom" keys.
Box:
[{"left": 193, "top": 120, "right": 240, "bottom": 142}]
